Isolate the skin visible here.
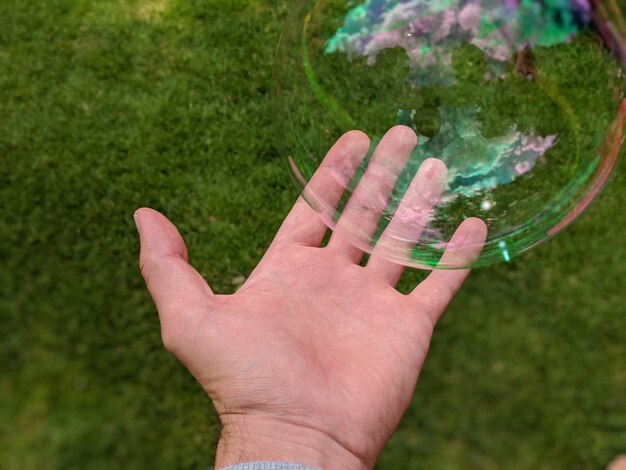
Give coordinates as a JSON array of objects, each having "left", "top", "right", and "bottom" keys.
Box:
[
  {"left": 608, "top": 456, "right": 626, "bottom": 470},
  {"left": 135, "top": 126, "right": 488, "bottom": 469}
]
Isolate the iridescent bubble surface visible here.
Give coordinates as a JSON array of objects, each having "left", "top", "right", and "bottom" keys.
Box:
[{"left": 272, "top": 0, "right": 626, "bottom": 269}]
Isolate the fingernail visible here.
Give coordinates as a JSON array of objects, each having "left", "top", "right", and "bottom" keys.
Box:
[{"left": 133, "top": 211, "right": 142, "bottom": 235}]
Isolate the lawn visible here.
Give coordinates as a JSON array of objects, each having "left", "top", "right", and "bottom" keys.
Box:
[{"left": 1, "top": 0, "right": 625, "bottom": 468}]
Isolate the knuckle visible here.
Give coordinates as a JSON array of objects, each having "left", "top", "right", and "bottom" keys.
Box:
[
  {"left": 159, "top": 304, "right": 210, "bottom": 357},
  {"left": 139, "top": 258, "right": 152, "bottom": 282},
  {"left": 160, "top": 326, "right": 180, "bottom": 355}
]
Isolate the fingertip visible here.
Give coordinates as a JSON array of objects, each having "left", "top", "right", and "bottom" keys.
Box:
[
  {"left": 341, "top": 129, "right": 371, "bottom": 155},
  {"left": 134, "top": 207, "right": 150, "bottom": 217},
  {"left": 459, "top": 217, "right": 489, "bottom": 241},
  {"left": 327, "top": 130, "right": 371, "bottom": 166},
  {"left": 320, "top": 130, "right": 372, "bottom": 184},
  {"left": 388, "top": 125, "right": 418, "bottom": 146},
  {"left": 135, "top": 208, "right": 188, "bottom": 261},
  {"left": 133, "top": 207, "right": 159, "bottom": 233},
  {"left": 135, "top": 208, "right": 171, "bottom": 231},
  {"left": 342, "top": 129, "right": 370, "bottom": 143},
  {"left": 420, "top": 157, "right": 446, "bottom": 171},
  {"left": 419, "top": 157, "right": 448, "bottom": 182},
  {"left": 134, "top": 207, "right": 164, "bottom": 223}
]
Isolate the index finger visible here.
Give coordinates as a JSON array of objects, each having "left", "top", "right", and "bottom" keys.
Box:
[{"left": 272, "top": 130, "right": 371, "bottom": 247}]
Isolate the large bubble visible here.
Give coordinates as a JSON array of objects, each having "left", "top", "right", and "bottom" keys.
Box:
[{"left": 272, "top": 0, "right": 626, "bottom": 269}]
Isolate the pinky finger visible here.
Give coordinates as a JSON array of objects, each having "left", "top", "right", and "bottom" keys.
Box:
[{"left": 410, "top": 217, "right": 487, "bottom": 323}]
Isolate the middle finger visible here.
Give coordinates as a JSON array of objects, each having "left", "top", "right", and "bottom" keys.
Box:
[{"left": 327, "top": 125, "right": 417, "bottom": 264}]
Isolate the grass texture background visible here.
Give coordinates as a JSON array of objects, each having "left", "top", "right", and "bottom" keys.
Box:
[{"left": 1, "top": 0, "right": 625, "bottom": 468}]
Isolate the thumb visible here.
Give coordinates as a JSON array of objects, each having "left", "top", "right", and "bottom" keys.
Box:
[{"left": 135, "top": 208, "right": 214, "bottom": 350}]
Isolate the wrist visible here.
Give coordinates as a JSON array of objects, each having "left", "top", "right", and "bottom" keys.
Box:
[{"left": 214, "top": 414, "right": 370, "bottom": 470}]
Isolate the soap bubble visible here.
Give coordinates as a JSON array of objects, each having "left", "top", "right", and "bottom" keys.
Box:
[{"left": 272, "top": 0, "right": 626, "bottom": 269}]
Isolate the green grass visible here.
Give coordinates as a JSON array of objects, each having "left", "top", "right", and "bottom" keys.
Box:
[{"left": 1, "top": 1, "right": 625, "bottom": 468}]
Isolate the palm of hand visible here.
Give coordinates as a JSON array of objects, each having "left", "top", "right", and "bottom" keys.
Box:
[
  {"left": 136, "top": 127, "right": 486, "bottom": 467},
  {"left": 201, "top": 243, "right": 432, "bottom": 461}
]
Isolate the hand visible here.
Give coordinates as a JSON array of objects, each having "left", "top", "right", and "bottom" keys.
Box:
[{"left": 135, "top": 126, "right": 487, "bottom": 469}]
